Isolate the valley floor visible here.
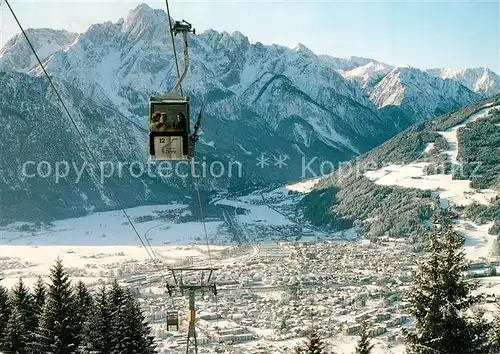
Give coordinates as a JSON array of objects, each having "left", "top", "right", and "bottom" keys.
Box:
[
  {"left": 0, "top": 180, "right": 355, "bottom": 247},
  {"left": 1, "top": 205, "right": 499, "bottom": 353},
  {"left": 1, "top": 240, "right": 415, "bottom": 353}
]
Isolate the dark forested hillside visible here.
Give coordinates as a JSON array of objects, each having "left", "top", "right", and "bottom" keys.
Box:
[
  {"left": 456, "top": 108, "right": 500, "bottom": 189},
  {"left": 298, "top": 94, "right": 500, "bottom": 242}
]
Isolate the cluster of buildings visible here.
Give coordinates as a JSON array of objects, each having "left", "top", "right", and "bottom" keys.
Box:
[{"left": 99, "top": 239, "right": 422, "bottom": 353}]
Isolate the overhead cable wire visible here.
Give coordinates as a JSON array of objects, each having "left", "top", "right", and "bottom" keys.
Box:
[
  {"left": 4, "top": 0, "right": 171, "bottom": 292},
  {"left": 164, "top": 0, "right": 183, "bottom": 96},
  {"left": 162, "top": 0, "right": 213, "bottom": 268}
]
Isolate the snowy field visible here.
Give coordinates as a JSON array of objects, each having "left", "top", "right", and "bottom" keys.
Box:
[
  {"left": 213, "top": 195, "right": 294, "bottom": 226},
  {"left": 0, "top": 204, "right": 224, "bottom": 246},
  {"left": 0, "top": 244, "right": 228, "bottom": 289},
  {"left": 437, "top": 104, "right": 500, "bottom": 166},
  {"left": 364, "top": 162, "right": 497, "bottom": 208},
  {"left": 1, "top": 183, "right": 331, "bottom": 247},
  {"left": 364, "top": 103, "right": 500, "bottom": 262}
]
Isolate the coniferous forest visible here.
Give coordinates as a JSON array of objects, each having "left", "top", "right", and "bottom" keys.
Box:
[{"left": 0, "top": 259, "right": 156, "bottom": 354}]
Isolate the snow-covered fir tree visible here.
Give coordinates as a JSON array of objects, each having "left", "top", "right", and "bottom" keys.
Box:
[
  {"left": 0, "top": 263, "right": 157, "bottom": 354},
  {"left": 405, "top": 211, "right": 492, "bottom": 354},
  {"left": 33, "top": 276, "right": 46, "bottom": 325},
  {"left": 5, "top": 278, "right": 37, "bottom": 352},
  {"left": 124, "top": 288, "right": 156, "bottom": 353},
  {"left": 490, "top": 306, "right": 500, "bottom": 354},
  {"left": 293, "top": 327, "right": 328, "bottom": 354},
  {"left": 0, "top": 282, "right": 10, "bottom": 350},
  {"left": 82, "top": 285, "right": 113, "bottom": 353},
  {"left": 12, "top": 278, "right": 37, "bottom": 329},
  {"left": 293, "top": 344, "right": 305, "bottom": 354},
  {"left": 355, "top": 321, "right": 374, "bottom": 354},
  {"left": 36, "top": 259, "right": 79, "bottom": 354},
  {"left": 73, "top": 280, "right": 93, "bottom": 348},
  {"left": 107, "top": 280, "right": 128, "bottom": 353},
  {"left": 305, "top": 327, "right": 327, "bottom": 354},
  {"left": 4, "top": 307, "right": 28, "bottom": 353},
  {"left": 30, "top": 276, "right": 46, "bottom": 352},
  {"left": 107, "top": 281, "right": 156, "bottom": 354}
]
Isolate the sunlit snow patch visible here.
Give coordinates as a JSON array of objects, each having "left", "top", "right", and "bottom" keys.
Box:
[
  {"left": 363, "top": 103, "right": 500, "bottom": 262},
  {"left": 365, "top": 162, "right": 496, "bottom": 208},
  {"left": 214, "top": 198, "right": 293, "bottom": 226},
  {"left": 364, "top": 103, "right": 500, "bottom": 208},
  {"left": 457, "top": 221, "right": 496, "bottom": 262},
  {"left": 424, "top": 142, "right": 435, "bottom": 153},
  {"left": 285, "top": 178, "right": 320, "bottom": 193}
]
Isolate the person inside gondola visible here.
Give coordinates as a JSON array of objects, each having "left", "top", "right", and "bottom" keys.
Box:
[
  {"left": 174, "top": 112, "right": 187, "bottom": 131},
  {"left": 150, "top": 112, "right": 161, "bottom": 131},
  {"left": 151, "top": 112, "right": 169, "bottom": 131},
  {"left": 158, "top": 113, "right": 169, "bottom": 131}
]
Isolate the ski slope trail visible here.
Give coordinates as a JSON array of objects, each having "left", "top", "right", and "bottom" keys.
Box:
[
  {"left": 437, "top": 103, "right": 500, "bottom": 166},
  {"left": 364, "top": 102, "right": 500, "bottom": 208},
  {"left": 364, "top": 103, "right": 500, "bottom": 262}
]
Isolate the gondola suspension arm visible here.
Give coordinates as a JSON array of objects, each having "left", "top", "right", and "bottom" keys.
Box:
[
  {"left": 171, "top": 20, "right": 194, "bottom": 94},
  {"left": 169, "top": 20, "right": 205, "bottom": 158}
]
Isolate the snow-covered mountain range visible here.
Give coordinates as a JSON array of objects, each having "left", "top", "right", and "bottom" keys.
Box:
[
  {"left": 426, "top": 67, "right": 500, "bottom": 97},
  {"left": 0, "top": 3, "right": 499, "bottom": 224}
]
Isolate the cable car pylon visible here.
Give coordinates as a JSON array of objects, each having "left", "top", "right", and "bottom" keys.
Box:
[{"left": 166, "top": 267, "right": 218, "bottom": 354}]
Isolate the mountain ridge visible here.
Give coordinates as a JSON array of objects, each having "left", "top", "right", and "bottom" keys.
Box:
[
  {"left": 0, "top": 3, "right": 498, "bottom": 226},
  {"left": 426, "top": 67, "right": 500, "bottom": 97}
]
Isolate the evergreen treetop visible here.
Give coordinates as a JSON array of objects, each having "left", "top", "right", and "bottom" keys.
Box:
[
  {"left": 0, "top": 261, "right": 157, "bottom": 354},
  {"left": 355, "top": 321, "right": 374, "bottom": 354},
  {"left": 37, "top": 258, "right": 79, "bottom": 354},
  {"left": 293, "top": 327, "right": 328, "bottom": 354},
  {"left": 405, "top": 210, "right": 492, "bottom": 354}
]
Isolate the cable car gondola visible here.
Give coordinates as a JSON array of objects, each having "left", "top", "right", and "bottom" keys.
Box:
[
  {"left": 166, "top": 311, "right": 180, "bottom": 331},
  {"left": 149, "top": 20, "right": 199, "bottom": 161},
  {"left": 149, "top": 92, "right": 190, "bottom": 160}
]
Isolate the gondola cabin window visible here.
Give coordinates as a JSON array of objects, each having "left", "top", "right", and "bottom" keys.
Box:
[{"left": 149, "top": 94, "right": 190, "bottom": 160}]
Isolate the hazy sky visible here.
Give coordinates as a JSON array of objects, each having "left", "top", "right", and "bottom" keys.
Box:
[{"left": 1, "top": 0, "right": 499, "bottom": 72}]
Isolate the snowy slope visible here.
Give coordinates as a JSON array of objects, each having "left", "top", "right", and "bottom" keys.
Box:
[
  {"left": 297, "top": 94, "right": 500, "bottom": 247},
  {"left": 319, "top": 54, "right": 377, "bottom": 71},
  {"left": 427, "top": 67, "right": 500, "bottom": 97},
  {"left": 340, "top": 61, "right": 394, "bottom": 90},
  {"left": 364, "top": 103, "right": 500, "bottom": 209},
  {"left": 0, "top": 28, "right": 78, "bottom": 72},
  {"left": 286, "top": 178, "right": 321, "bottom": 193},
  {"left": 437, "top": 103, "right": 500, "bottom": 166},
  {"left": 369, "top": 67, "right": 481, "bottom": 121}
]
